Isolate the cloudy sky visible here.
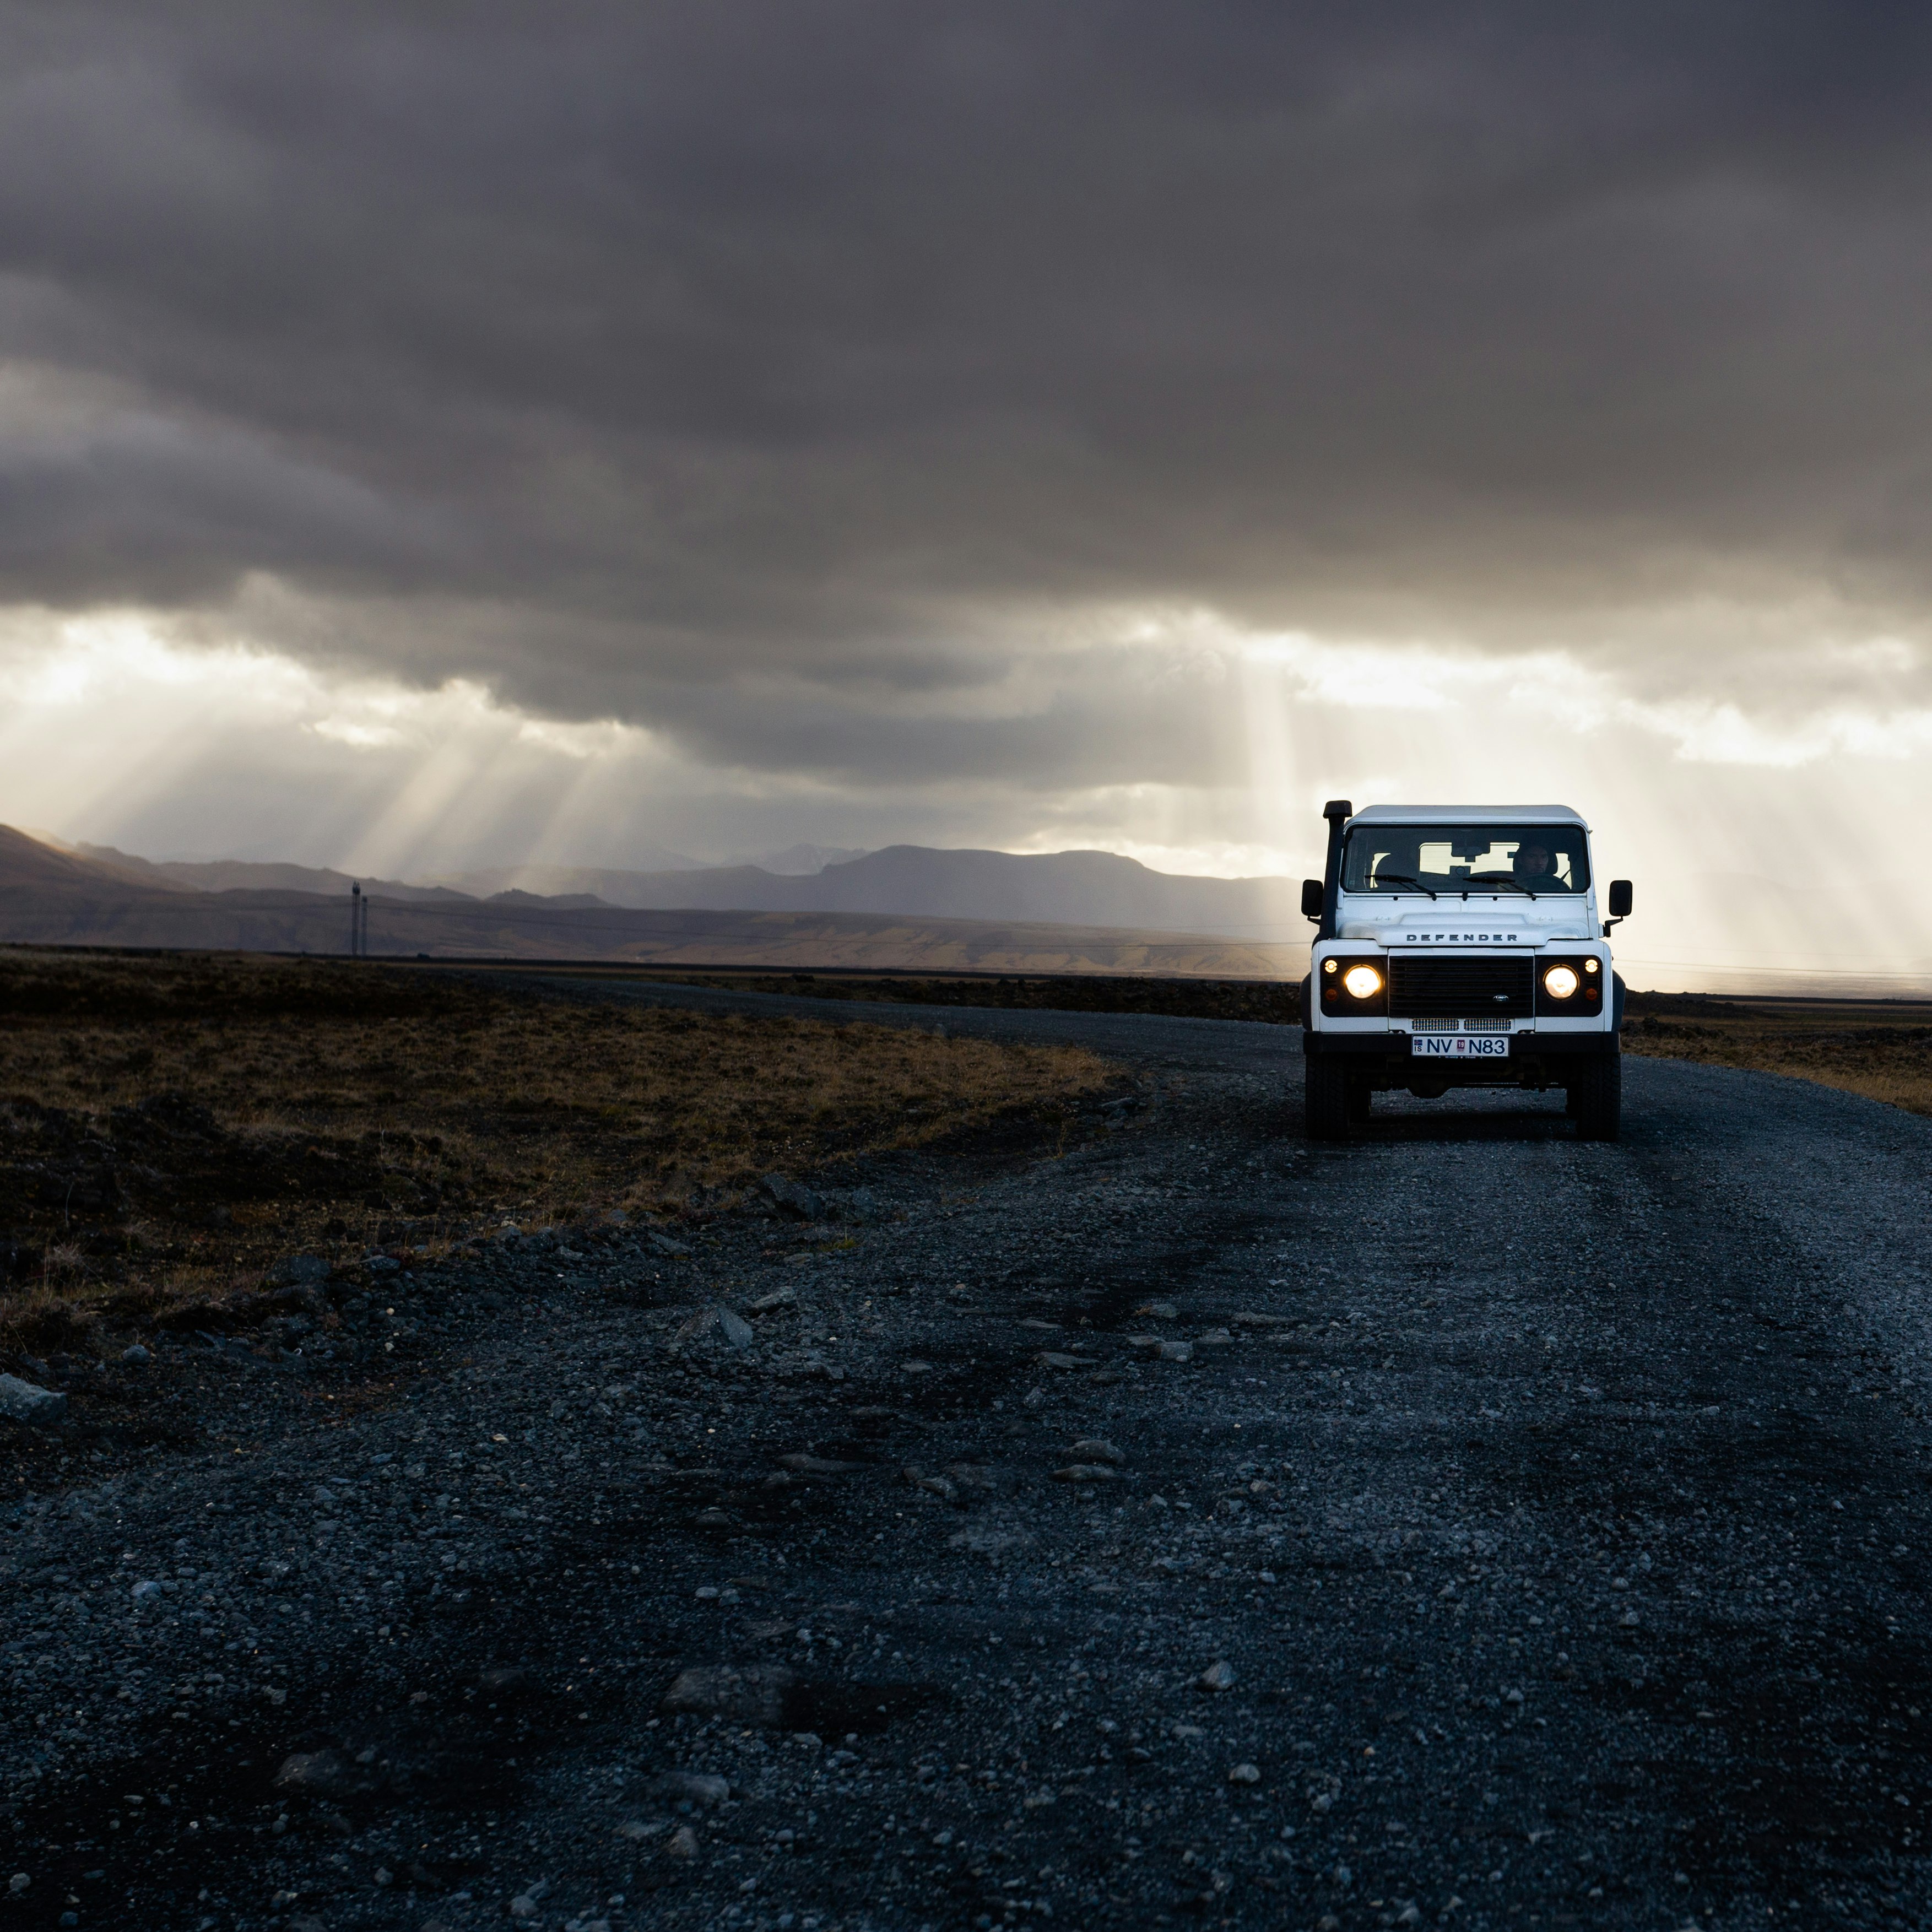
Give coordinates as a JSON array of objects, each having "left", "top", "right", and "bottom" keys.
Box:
[{"left": 2, "top": 2, "right": 1931, "bottom": 979}]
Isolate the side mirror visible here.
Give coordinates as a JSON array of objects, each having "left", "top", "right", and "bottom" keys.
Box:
[
  {"left": 1608, "top": 879, "right": 1633, "bottom": 919},
  {"left": 1301, "top": 878, "right": 1325, "bottom": 921}
]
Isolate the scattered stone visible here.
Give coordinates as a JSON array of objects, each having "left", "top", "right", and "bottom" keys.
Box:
[
  {"left": 1036, "top": 1351, "right": 1092, "bottom": 1371},
  {"left": 615, "top": 1819, "right": 664, "bottom": 1842},
  {"left": 1069, "top": 1438, "right": 1125, "bottom": 1464},
  {"left": 779, "top": 1453, "right": 865, "bottom": 1474},
  {"left": 649, "top": 1770, "right": 732, "bottom": 1807},
  {"left": 831, "top": 1186, "right": 884, "bottom": 1225},
  {"left": 660, "top": 1665, "right": 795, "bottom": 1727},
  {"left": 479, "top": 1665, "right": 538, "bottom": 1697},
  {"left": 670, "top": 1305, "right": 754, "bottom": 1352},
  {"left": 1052, "top": 1465, "right": 1119, "bottom": 1483},
  {"left": 273, "top": 1750, "right": 373, "bottom": 1800},
  {"left": 1229, "top": 1763, "right": 1262, "bottom": 1784},
  {"left": 693, "top": 1507, "right": 735, "bottom": 1529},
  {"left": 1232, "top": 1312, "right": 1295, "bottom": 1327},
  {"left": 120, "top": 1344, "right": 151, "bottom": 1366},
  {"left": 130, "top": 1580, "right": 161, "bottom": 1605},
  {"left": 761, "top": 1173, "right": 825, "bottom": 1221},
  {"left": 1137, "top": 1301, "right": 1180, "bottom": 1321},
  {"left": 1019, "top": 1318, "right": 1061, "bottom": 1331},
  {"left": 902, "top": 1359, "right": 935, "bottom": 1374},
  {"left": 366, "top": 1255, "right": 402, "bottom": 1275},
  {"left": 666, "top": 1823, "right": 702, "bottom": 1860},
  {"left": 748, "top": 1286, "right": 798, "bottom": 1312},
  {"left": 0, "top": 1375, "right": 66, "bottom": 1424},
  {"left": 1022, "top": 1386, "right": 1047, "bottom": 1407},
  {"left": 945, "top": 1463, "right": 1001, "bottom": 1492},
  {"left": 1156, "top": 1340, "right": 1194, "bottom": 1363},
  {"left": 1198, "top": 1660, "right": 1237, "bottom": 1692},
  {"left": 1195, "top": 1328, "right": 1234, "bottom": 1346},
  {"left": 263, "top": 1254, "right": 332, "bottom": 1289},
  {"left": 648, "top": 1231, "right": 694, "bottom": 1257}
]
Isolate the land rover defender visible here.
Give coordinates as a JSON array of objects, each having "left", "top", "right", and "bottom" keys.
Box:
[{"left": 1300, "top": 802, "right": 1631, "bottom": 1141}]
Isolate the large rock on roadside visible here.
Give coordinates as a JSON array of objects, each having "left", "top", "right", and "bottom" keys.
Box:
[
  {"left": 262, "top": 1254, "right": 332, "bottom": 1290},
  {"left": 0, "top": 1375, "right": 66, "bottom": 1424},
  {"left": 669, "top": 1305, "right": 755, "bottom": 1353},
  {"left": 659, "top": 1665, "right": 795, "bottom": 1727},
  {"left": 760, "top": 1173, "right": 825, "bottom": 1221}
]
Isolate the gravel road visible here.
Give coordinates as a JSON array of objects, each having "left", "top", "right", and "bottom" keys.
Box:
[{"left": 6, "top": 981, "right": 1932, "bottom": 1932}]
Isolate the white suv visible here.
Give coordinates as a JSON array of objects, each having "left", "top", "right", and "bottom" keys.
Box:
[{"left": 1300, "top": 801, "right": 1631, "bottom": 1141}]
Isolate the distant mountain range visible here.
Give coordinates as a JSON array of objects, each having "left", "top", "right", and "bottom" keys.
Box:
[
  {"left": 535, "top": 845, "right": 1306, "bottom": 937},
  {"left": 56, "top": 836, "right": 1307, "bottom": 938},
  {"left": 0, "top": 826, "right": 1306, "bottom": 977}
]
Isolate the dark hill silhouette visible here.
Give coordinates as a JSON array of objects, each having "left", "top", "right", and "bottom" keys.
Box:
[
  {"left": 68, "top": 844, "right": 478, "bottom": 904},
  {"left": 0, "top": 827, "right": 1302, "bottom": 976},
  {"left": 430, "top": 845, "right": 1303, "bottom": 939}
]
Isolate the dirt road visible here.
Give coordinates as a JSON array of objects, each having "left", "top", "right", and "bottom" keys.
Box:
[{"left": 6, "top": 982, "right": 1932, "bottom": 1932}]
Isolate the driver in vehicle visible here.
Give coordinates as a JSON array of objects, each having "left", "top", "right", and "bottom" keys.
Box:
[{"left": 1513, "top": 841, "right": 1557, "bottom": 887}]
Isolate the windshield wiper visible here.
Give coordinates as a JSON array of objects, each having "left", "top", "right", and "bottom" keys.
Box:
[
  {"left": 1367, "top": 872, "right": 1438, "bottom": 900},
  {"left": 1466, "top": 872, "right": 1538, "bottom": 899}
]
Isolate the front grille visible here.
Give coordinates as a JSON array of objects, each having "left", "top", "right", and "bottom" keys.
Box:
[{"left": 1389, "top": 954, "right": 1534, "bottom": 1018}]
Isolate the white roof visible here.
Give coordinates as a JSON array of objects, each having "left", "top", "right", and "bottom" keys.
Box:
[{"left": 1347, "top": 803, "right": 1589, "bottom": 830}]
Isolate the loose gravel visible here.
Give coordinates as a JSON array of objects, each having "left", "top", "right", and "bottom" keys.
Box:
[{"left": 6, "top": 982, "right": 1932, "bottom": 1932}]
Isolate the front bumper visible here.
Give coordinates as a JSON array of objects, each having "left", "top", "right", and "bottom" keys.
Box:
[{"left": 1302, "top": 1028, "right": 1617, "bottom": 1086}]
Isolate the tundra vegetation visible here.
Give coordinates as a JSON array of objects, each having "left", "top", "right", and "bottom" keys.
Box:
[
  {"left": 0, "top": 949, "right": 1112, "bottom": 1356},
  {"left": 1622, "top": 991, "right": 1932, "bottom": 1118}
]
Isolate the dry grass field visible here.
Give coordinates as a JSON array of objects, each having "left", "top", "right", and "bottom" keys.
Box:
[
  {"left": 1623, "top": 990, "right": 1932, "bottom": 1117},
  {"left": 491, "top": 964, "right": 1302, "bottom": 1025},
  {"left": 0, "top": 949, "right": 1116, "bottom": 1350}
]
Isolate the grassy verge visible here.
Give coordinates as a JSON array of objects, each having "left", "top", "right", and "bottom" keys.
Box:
[
  {"left": 470, "top": 965, "right": 1302, "bottom": 1025},
  {"left": 1623, "top": 991, "right": 1932, "bottom": 1117},
  {"left": 0, "top": 949, "right": 1117, "bottom": 1352}
]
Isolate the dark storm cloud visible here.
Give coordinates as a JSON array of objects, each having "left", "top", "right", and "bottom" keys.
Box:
[{"left": 3, "top": 0, "right": 1931, "bottom": 773}]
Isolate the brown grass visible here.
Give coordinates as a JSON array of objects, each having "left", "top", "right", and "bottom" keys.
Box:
[
  {"left": 479, "top": 965, "right": 1301, "bottom": 1025},
  {"left": 0, "top": 948, "right": 1117, "bottom": 1347},
  {"left": 1623, "top": 992, "right": 1932, "bottom": 1118}
]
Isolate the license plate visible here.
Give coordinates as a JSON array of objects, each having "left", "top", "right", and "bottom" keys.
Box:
[{"left": 1410, "top": 1034, "right": 1511, "bottom": 1059}]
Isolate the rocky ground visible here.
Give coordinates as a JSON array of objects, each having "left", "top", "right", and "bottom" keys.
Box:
[{"left": 6, "top": 981, "right": 1932, "bottom": 1932}]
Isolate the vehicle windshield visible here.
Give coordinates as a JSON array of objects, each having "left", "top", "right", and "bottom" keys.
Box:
[{"left": 1341, "top": 824, "right": 1590, "bottom": 895}]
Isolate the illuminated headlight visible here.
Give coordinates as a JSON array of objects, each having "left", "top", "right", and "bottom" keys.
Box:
[
  {"left": 1341, "top": 964, "right": 1384, "bottom": 1000},
  {"left": 1543, "top": 964, "right": 1581, "bottom": 999}
]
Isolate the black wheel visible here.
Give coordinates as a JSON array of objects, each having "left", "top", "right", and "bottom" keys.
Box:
[
  {"left": 1570, "top": 1054, "right": 1621, "bottom": 1141},
  {"left": 1346, "top": 1074, "right": 1373, "bottom": 1125},
  {"left": 1305, "top": 1057, "right": 1351, "bottom": 1141}
]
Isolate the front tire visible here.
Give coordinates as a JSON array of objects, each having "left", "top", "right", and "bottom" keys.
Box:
[
  {"left": 1305, "top": 1057, "right": 1351, "bottom": 1141},
  {"left": 1570, "top": 1054, "right": 1622, "bottom": 1141}
]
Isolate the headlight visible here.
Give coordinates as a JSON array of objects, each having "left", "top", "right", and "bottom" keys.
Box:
[
  {"left": 1543, "top": 964, "right": 1580, "bottom": 999},
  {"left": 1341, "top": 964, "right": 1383, "bottom": 999}
]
